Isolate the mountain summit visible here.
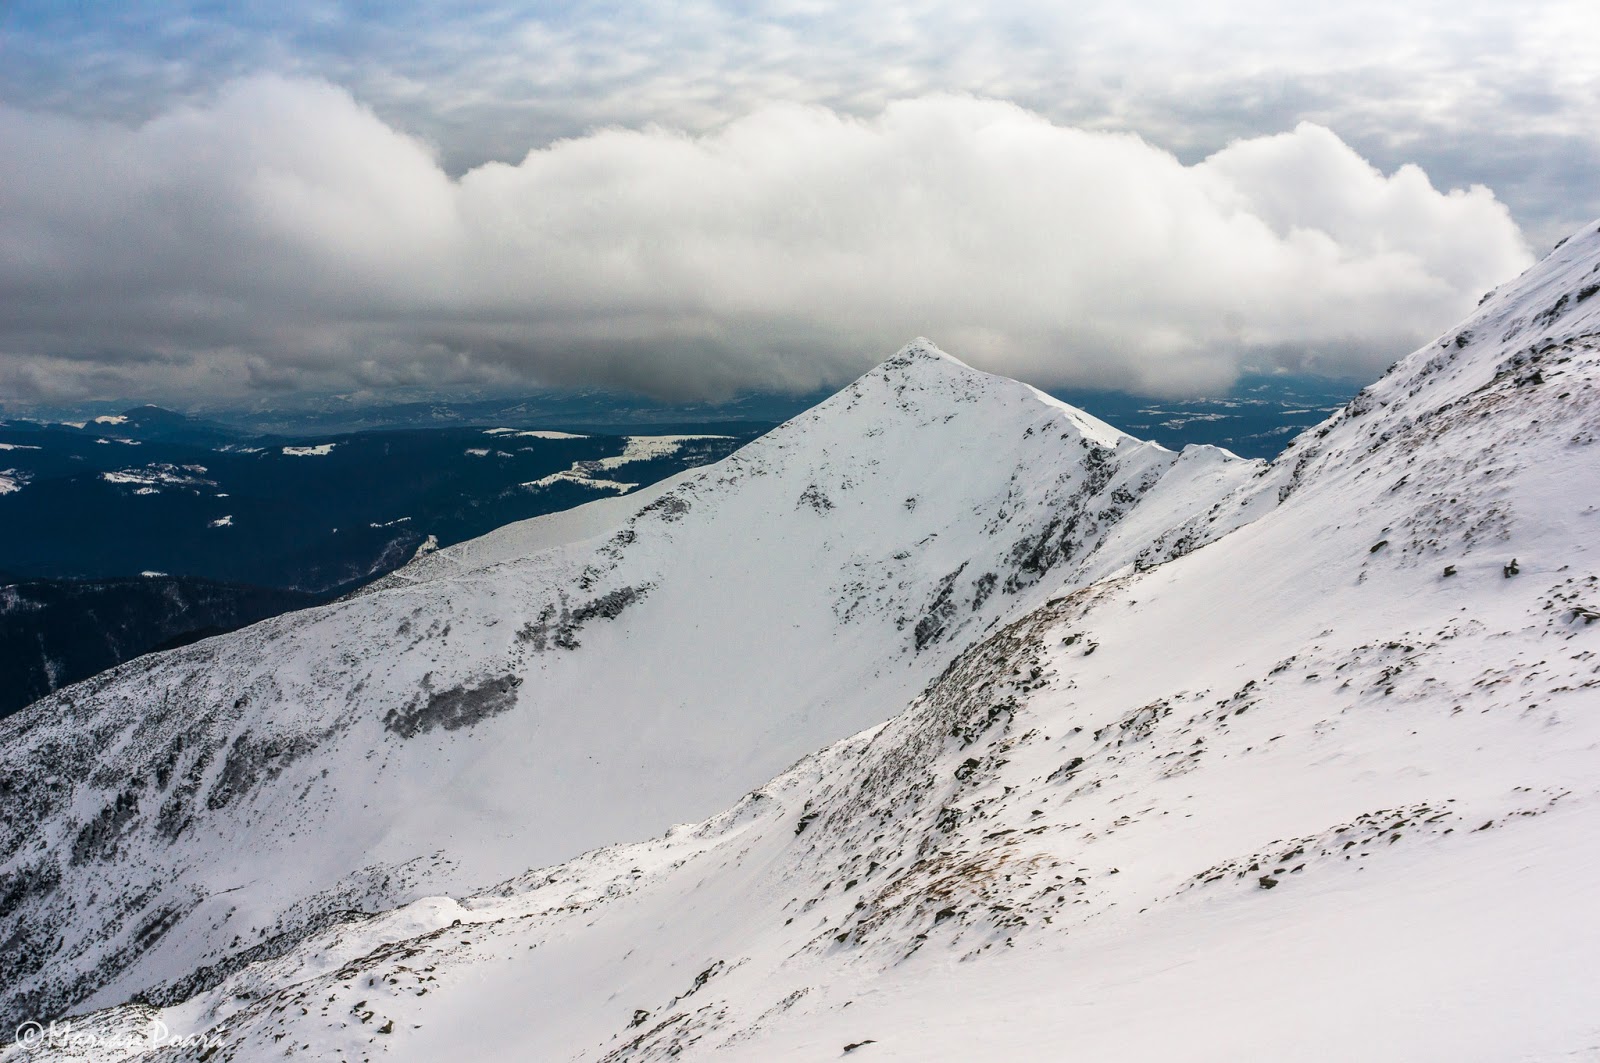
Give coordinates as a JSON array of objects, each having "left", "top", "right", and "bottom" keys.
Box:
[
  {"left": 4, "top": 221, "right": 1600, "bottom": 1059},
  {"left": 0, "top": 338, "right": 1258, "bottom": 1028}
]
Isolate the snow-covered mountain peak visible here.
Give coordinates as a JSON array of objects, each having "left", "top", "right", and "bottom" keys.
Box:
[
  {"left": 808, "top": 335, "right": 1020, "bottom": 415},
  {"left": 863, "top": 337, "right": 1028, "bottom": 401},
  {"left": 0, "top": 337, "right": 1260, "bottom": 1031},
  {"left": 781, "top": 335, "right": 1133, "bottom": 453},
  {"left": 883, "top": 335, "right": 966, "bottom": 367}
]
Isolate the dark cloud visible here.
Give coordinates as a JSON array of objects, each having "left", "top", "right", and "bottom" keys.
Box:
[{"left": 0, "top": 80, "right": 1534, "bottom": 407}]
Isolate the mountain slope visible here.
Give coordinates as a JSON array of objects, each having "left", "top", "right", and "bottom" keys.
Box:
[
  {"left": 20, "top": 222, "right": 1599, "bottom": 1061},
  {"left": 0, "top": 342, "right": 1260, "bottom": 1030}
]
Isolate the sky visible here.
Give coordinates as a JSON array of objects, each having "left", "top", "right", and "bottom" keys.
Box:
[{"left": 0, "top": 0, "right": 1595, "bottom": 410}]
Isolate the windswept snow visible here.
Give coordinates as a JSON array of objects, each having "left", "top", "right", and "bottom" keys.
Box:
[
  {"left": 0, "top": 470, "right": 27, "bottom": 495},
  {"left": 373, "top": 490, "right": 669, "bottom": 588},
  {"left": 281, "top": 443, "right": 336, "bottom": 457}
]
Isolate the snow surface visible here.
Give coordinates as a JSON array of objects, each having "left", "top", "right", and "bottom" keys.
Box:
[
  {"left": 484, "top": 429, "right": 588, "bottom": 440},
  {"left": 98, "top": 465, "right": 215, "bottom": 491},
  {"left": 281, "top": 444, "right": 336, "bottom": 457},
  {"left": 5, "top": 225, "right": 1600, "bottom": 1060},
  {"left": 595, "top": 435, "right": 731, "bottom": 470},
  {"left": 520, "top": 469, "right": 639, "bottom": 493},
  {"left": 367, "top": 490, "right": 673, "bottom": 590},
  {"left": 520, "top": 435, "right": 732, "bottom": 494}
]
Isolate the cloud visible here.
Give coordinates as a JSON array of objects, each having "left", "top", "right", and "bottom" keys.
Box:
[
  {"left": 0, "top": 77, "right": 1533, "bottom": 407},
  {"left": 3, "top": 1, "right": 1593, "bottom": 250}
]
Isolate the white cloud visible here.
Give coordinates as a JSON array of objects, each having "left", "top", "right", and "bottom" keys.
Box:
[
  {"left": 0, "top": 77, "right": 1533, "bottom": 405},
  {"left": 4, "top": 1, "right": 1595, "bottom": 251}
]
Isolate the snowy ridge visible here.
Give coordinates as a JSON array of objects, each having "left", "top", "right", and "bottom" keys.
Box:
[
  {"left": 12, "top": 222, "right": 1598, "bottom": 1061},
  {"left": 0, "top": 340, "right": 1259, "bottom": 1031}
]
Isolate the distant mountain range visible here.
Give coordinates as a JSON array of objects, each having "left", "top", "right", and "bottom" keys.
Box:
[
  {"left": 6, "top": 370, "right": 1360, "bottom": 460},
  {"left": 4, "top": 392, "right": 831, "bottom": 443}
]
